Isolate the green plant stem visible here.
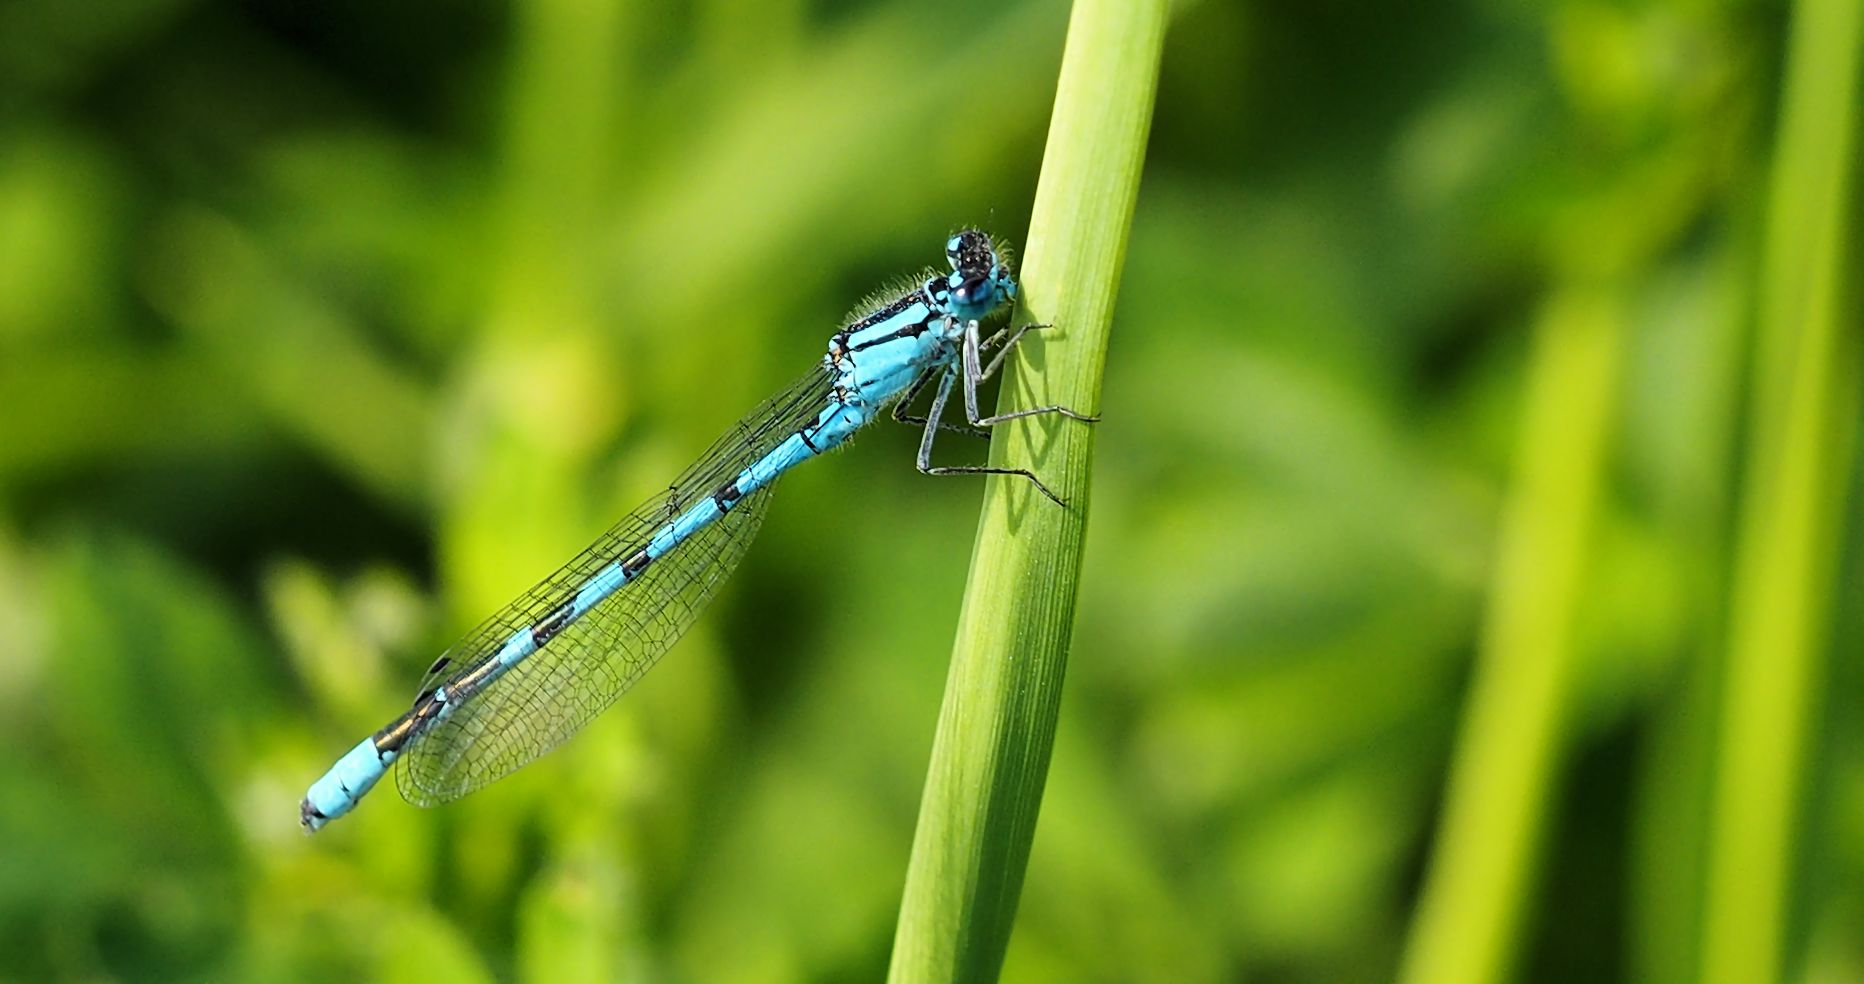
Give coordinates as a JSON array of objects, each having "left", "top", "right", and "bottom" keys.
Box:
[
  {"left": 886, "top": 1, "right": 1165, "bottom": 980},
  {"left": 1700, "top": 0, "right": 1863, "bottom": 980},
  {"left": 1398, "top": 289, "right": 1624, "bottom": 984}
]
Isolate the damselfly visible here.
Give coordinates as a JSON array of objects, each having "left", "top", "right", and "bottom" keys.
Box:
[{"left": 301, "top": 230, "right": 1094, "bottom": 831}]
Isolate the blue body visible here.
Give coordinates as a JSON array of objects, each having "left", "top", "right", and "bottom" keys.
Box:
[{"left": 302, "top": 231, "right": 1024, "bottom": 831}]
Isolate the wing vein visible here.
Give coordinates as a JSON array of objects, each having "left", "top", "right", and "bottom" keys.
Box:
[{"left": 395, "top": 364, "right": 836, "bottom": 805}]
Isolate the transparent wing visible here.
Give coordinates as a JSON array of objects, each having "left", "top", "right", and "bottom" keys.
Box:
[{"left": 395, "top": 364, "right": 837, "bottom": 806}]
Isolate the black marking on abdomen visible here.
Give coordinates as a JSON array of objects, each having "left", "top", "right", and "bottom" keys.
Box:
[
  {"left": 378, "top": 700, "right": 434, "bottom": 752},
  {"left": 622, "top": 548, "right": 652, "bottom": 578},
  {"left": 531, "top": 600, "right": 576, "bottom": 646},
  {"left": 713, "top": 479, "right": 744, "bottom": 511}
]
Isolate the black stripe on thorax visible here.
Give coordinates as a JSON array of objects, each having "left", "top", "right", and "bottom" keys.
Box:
[
  {"left": 844, "top": 292, "right": 920, "bottom": 334},
  {"left": 850, "top": 317, "right": 934, "bottom": 353}
]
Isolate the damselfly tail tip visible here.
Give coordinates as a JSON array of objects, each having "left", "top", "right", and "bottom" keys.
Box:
[{"left": 299, "top": 798, "right": 329, "bottom": 834}]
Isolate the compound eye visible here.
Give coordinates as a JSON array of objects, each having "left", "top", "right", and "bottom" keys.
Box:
[{"left": 947, "top": 230, "right": 988, "bottom": 263}]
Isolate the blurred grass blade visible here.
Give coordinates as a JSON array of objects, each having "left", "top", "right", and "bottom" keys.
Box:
[
  {"left": 887, "top": 1, "right": 1166, "bottom": 980},
  {"left": 1399, "top": 290, "right": 1624, "bottom": 984},
  {"left": 1700, "top": 0, "right": 1864, "bottom": 981},
  {"left": 143, "top": 209, "right": 436, "bottom": 514}
]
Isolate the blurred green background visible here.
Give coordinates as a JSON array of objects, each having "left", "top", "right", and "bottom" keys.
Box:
[{"left": 2, "top": 0, "right": 1860, "bottom": 981}]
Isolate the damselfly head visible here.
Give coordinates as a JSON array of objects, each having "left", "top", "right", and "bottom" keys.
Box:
[{"left": 945, "top": 229, "right": 1012, "bottom": 320}]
